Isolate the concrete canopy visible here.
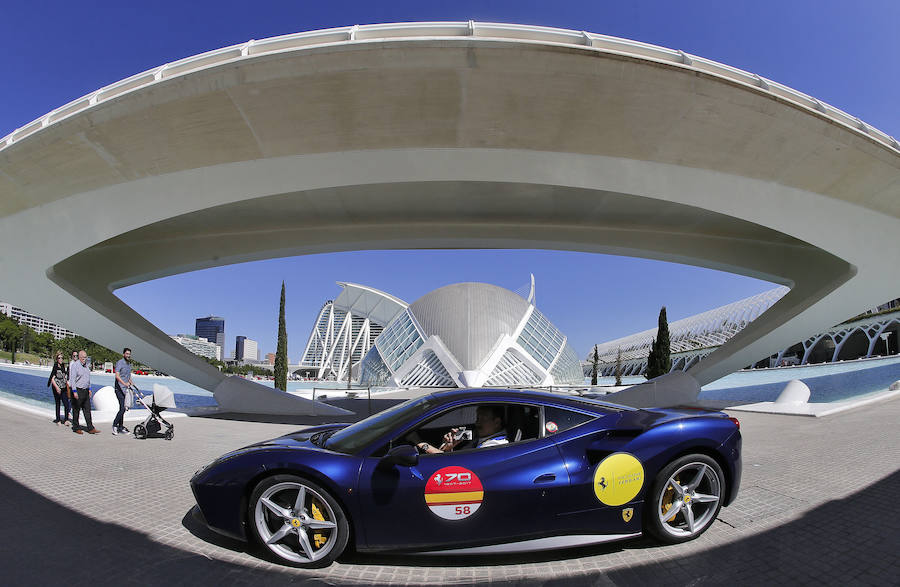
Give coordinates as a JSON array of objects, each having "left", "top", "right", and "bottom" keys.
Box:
[
  {"left": 334, "top": 282, "right": 407, "bottom": 327},
  {"left": 1, "top": 23, "right": 898, "bottom": 413}
]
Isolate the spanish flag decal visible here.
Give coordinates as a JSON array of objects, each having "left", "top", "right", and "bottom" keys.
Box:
[{"left": 424, "top": 466, "right": 484, "bottom": 520}]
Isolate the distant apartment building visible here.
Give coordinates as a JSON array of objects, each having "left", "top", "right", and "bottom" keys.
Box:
[
  {"left": 170, "top": 334, "right": 218, "bottom": 360},
  {"left": 235, "top": 336, "right": 258, "bottom": 363},
  {"left": 265, "top": 352, "right": 276, "bottom": 365},
  {"left": 195, "top": 316, "right": 225, "bottom": 358},
  {"left": 0, "top": 301, "right": 76, "bottom": 340}
]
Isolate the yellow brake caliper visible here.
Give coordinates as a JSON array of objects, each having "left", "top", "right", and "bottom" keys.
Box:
[
  {"left": 661, "top": 476, "right": 679, "bottom": 522},
  {"left": 311, "top": 501, "right": 328, "bottom": 548}
]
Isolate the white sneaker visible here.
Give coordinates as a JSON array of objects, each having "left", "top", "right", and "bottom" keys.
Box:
[{"left": 111, "top": 428, "right": 118, "bottom": 436}]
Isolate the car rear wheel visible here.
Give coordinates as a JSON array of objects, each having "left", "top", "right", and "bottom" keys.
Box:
[
  {"left": 248, "top": 474, "right": 349, "bottom": 568},
  {"left": 645, "top": 454, "right": 724, "bottom": 544}
]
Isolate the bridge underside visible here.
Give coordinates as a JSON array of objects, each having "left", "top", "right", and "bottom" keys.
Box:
[{"left": 1, "top": 28, "right": 897, "bottom": 413}]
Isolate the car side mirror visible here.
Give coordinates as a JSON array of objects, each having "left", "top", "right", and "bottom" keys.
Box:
[{"left": 380, "top": 444, "right": 419, "bottom": 468}]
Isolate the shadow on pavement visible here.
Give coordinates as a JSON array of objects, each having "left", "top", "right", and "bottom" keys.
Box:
[
  {"left": 604, "top": 469, "right": 900, "bottom": 585},
  {"left": 0, "top": 470, "right": 300, "bottom": 584},
  {"left": 8, "top": 463, "right": 897, "bottom": 585},
  {"left": 180, "top": 470, "right": 898, "bottom": 585}
]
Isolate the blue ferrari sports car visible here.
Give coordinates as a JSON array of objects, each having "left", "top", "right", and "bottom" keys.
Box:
[{"left": 191, "top": 389, "right": 741, "bottom": 567}]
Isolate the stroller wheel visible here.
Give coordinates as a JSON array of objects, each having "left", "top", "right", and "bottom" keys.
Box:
[
  {"left": 134, "top": 424, "right": 147, "bottom": 439},
  {"left": 165, "top": 428, "right": 174, "bottom": 441}
]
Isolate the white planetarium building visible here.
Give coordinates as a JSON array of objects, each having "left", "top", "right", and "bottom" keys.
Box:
[{"left": 301, "top": 281, "right": 583, "bottom": 388}]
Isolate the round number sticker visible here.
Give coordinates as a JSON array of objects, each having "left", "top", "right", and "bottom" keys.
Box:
[
  {"left": 424, "top": 466, "right": 484, "bottom": 520},
  {"left": 545, "top": 421, "right": 559, "bottom": 434},
  {"left": 593, "top": 453, "right": 644, "bottom": 506}
]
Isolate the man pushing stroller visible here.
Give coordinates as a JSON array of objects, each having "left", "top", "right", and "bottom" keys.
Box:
[{"left": 112, "top": 348, "right": 132, "bottom": 436}]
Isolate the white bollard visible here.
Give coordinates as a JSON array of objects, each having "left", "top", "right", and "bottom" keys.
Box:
[
  {"left": 92, "top": 386, "right": 119, "bottom": 411},
  {"left": 774, "top": 379, "right": 811, "bottom": 405}
]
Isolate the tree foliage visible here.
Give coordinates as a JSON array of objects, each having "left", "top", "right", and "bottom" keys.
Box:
[
  {"left": 645, "top": 306, "right": 672, "bottom": 379},
  {"left": 0, "top": 315, "right": 23, "bottom": 363},
  {"left": 590, "top": 346, "right": 599, "bottom": 386},
  {"left": 274, "top": 281, "right": 288, "bottom": 391},
  {"left": 32, "top": 332, "right": 55, "bottom": 356},
  {"left": 615, "top": 347, "right": 623, "bottom": 386},
  {"left": 0, "top": 314, "right": 151, "bottom": 369}
]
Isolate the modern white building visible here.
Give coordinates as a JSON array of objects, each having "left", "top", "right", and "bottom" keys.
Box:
[
  {"left": 356, "top": 281, "right": 583, "bottom": 388},
  {"left": 300, "top": 283, "right": 403, "bottom": 380},
  {"left": 170, "top": 334, "right": 218, "bottom": 360},
  {"left": 0, "top": 301, "right": 76, "bottom": 340},
  {"left": 590, "top": 290, "right": 900, "bottom": 376}
]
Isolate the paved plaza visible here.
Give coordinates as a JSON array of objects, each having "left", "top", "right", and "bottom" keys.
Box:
[{"left": 1, "top": 395, "right": 898, "bottom": 586}]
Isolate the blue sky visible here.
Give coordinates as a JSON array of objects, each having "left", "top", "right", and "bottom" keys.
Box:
[{"left": 3, "top": 2, "right": 898, "bottom": 360}]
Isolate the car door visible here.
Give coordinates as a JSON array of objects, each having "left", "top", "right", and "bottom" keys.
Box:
[
  {"left": 357, "top": 404, "right": 570, "bottom": 551},
  {"left": 546, "top": 406, "right": 645, "bottom": 535}
]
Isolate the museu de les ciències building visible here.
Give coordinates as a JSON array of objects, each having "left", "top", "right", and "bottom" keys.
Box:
[{"left": 300, "top": 280, "right": 583, "bottom": 388}]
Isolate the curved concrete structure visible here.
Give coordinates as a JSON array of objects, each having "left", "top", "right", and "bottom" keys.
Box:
[{"left": 1, "top": 23, "right": 898, "bottom": 412}]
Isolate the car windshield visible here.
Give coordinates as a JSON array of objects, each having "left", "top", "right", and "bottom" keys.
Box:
[{"left": 325, "top": 395, "right": 438, "bottom": 454}]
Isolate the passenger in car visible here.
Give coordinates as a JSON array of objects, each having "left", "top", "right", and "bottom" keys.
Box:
[{"left": 418, "top": 405, "right": 508, "bottom": 453}]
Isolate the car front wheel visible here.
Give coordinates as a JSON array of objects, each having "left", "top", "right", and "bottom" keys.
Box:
[
  {"left": 645, "top": 454, "right": 724, "bottom": 544},
  {"left": 248, "top": 474, "right": 349, "bottom": 567}
]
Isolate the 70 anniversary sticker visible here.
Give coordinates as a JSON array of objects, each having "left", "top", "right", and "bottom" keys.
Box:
[{"left": 424, "top": 466, "right": 484, "bottom": 520}]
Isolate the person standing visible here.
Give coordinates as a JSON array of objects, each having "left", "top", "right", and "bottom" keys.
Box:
[
  {"left": 67, "top": 350, "right": 80, "bottom": 427},
  {"left": 112, "top": 348, "right": 133, "bottom": 435},
  {"left": 69, "top": 350, "right": 99, "bottom": 435},
  {"left": 47, "top": 351, "right": 71, "bottom": 426}
]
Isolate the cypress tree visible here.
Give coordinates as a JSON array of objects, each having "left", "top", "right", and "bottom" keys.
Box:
[
  {"left": 590, "top": 346, "right": 599, "bottom": 386},
  {"left": 646, "top": 306, "right": 672, "bottom": 379},
  {"left": 657, "top": 306, "right": 672, "bottom": 374},
  {"left": 274, "top": 282, "right": 288, "bottom": 391},
  {"left": 615, "top": 347, "right": 623, "bottom": 386}
]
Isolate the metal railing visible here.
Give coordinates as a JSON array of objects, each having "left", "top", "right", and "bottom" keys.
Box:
[{"left": 3, "top": 22, "right": 897, "bottom": 154}]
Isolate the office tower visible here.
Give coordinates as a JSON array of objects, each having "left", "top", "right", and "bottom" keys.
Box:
[{"left": 195, "top": 316, "right": 225, "bottom": 358}]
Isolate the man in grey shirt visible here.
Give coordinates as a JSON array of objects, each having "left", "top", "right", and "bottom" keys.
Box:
[
  {"left": 112, "top": 348, "right": 133, "bottom": 435},
  {"left": 69, "top": 350, "right": 99, "bottom": 435}
]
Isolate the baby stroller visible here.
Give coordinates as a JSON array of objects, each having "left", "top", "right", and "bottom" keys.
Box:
[{"left": 131, "top": 384, "right": 175, "bottom": 440}]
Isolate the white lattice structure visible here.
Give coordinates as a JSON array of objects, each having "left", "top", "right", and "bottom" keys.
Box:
[
  {"left": 590, "top": 290, "right": 899, "bottom": 376},
  {"left": 299, "top": 283, "right": 406, "bottom": 380}
]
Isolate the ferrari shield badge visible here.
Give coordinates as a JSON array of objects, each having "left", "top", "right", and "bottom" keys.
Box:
[
  {"left": 622, "top": 507, "right": 634, "bottom": 522},
  {"left": 593, "top": 453, "right": 644, "bottom": 506},
  {"left": 424, "top": 466, "right": 484, "bottom": 520}
]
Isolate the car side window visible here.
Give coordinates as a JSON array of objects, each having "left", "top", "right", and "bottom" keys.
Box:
[
  {"left": 542, "top": 406, "right": 595, "bottom": 436},
  {"left": 403, "top": 405, "right": 478, "bottom": 453},
  {"left": 402, "top": 402, "right": 543, "bottom": 454}
]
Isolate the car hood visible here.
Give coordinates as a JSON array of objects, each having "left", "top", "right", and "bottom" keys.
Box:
[{"left": 244, "top": 423, "right": 352, "bottom": 449}]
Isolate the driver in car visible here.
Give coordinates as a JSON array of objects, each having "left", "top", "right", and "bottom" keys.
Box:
[{"left": 418, "top": 405, "right": 507, "bottom": 453}]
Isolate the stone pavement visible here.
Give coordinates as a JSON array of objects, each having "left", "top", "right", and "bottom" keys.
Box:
[{"left": 1, "top": 396, "right": 898, "bottom": 586}]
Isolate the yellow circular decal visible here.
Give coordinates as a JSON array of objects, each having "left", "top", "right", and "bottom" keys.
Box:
[
  {"left": 291, "top": 518, "right": 302, "bottom": 528},
  {"left": 593, "top": 453, "right": 644, "bottom": 506}
]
